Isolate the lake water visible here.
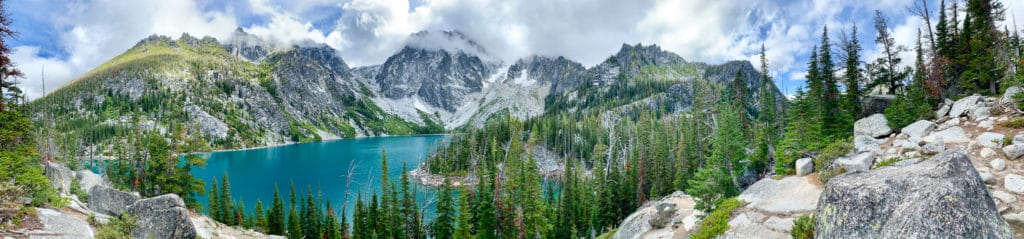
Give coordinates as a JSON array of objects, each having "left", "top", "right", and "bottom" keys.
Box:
[{"left": 190, "top": 135, "right": 449, "bottom": 220}]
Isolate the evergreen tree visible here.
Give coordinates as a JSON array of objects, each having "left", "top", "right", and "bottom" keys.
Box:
[
  {"left": 959, "top": 0, "right": 1004, "bottom": 94},
  {"left": 475, "top": 167, "right": 497, "bottom": 239},
  {"left": 871, "top": 10, "right": 909, "bottom": 95},
  {"left": 842, "top": 25, "right": 864, "bottom": 118},
  {"left": 253, "top": 199, "right": 267, "bottom": 232},
  {"left": 288, "top": 183, "right": 302, "bottom": 239},
  {"left": 432, "top": 179, "right": 455, "bottom": 239},
  {"left": 399, "top": 163, "right": 423, "bottom": 238},
  {"left": 208, "top": 178, "right": 221, "bottom": 221},
  {"left": 268, "top": 185, "right": 286, "bottom": 235},
  {"left": 220, "top": 174, "right": 235, "bottom": 225},
  {"left": 686, "top": 103, "right": 746, "bottom": 212},
  {"left": 454, "top": 188, "right": 475, "bottom": 239},
  {"left": 819, "top": 26, "right": 843, "bottom": 139}
]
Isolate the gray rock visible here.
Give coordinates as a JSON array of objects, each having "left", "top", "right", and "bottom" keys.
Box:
[
  {"left": 737, "top": 176, "right": 822, "bottom": 214},
  {"left": 815, "top": 150, "right": 1014, "bottom": 238},
  {"left": 900, "top": 120, "right": 936, "bottom": 139},
  {"left": 835, "top": 152, "right": 874, "bottom": 172},
  {"left": 999, "top": 86, "right": 1022, "bottom": 108},
  {"left": 29, "top": 208, "right": 94, "bottom": 239},
  {"left": 720, "top": 212, "right": 788, "bottom": 239},
  {"left": 979, "top": 119, "right": 995, "bottom": 130},
  {"left": 980, "top": 172, "right": 996, "bottom": 184},
  {"left": 992, "top": 191, "right": 1018, "bottom": 204},
  {"left": 43, "top": 161, "right": 73, "bottom": 195},
  {"left": 75, "top": 170, "right": 108, "bottom": 192},
  {"left": 949, "top": 95, "right": 983, "bottom": 117},
  {"left": 854, "top": 135, "right": 883, "bottom": 154},
  {"left": 1006, "top": 174, "right": 1024, "bottom": 194},
  {"left": 862, "top": 95, "right": 895, "bottom": 117},
  {"left": 1004, "top": 144, "right": 1024, "bottom": 160},
  {"left": 922, "top": 139, "right": 945, "bottom": 155},
  {"left": 923, "top": 126, "right": 969, "bottom": 143},
  {"left": 126, "top": 194, "right": 197, "bottom": 239},
  {"left": 975, "top": 132, "right": 1006, "bottom": 149},
  {"left": 795, "top": 158, "right": 813, "bottom": 176},
  {"left": 936, "top": 101, "right": 951, "bottom": 119},
  {"left": 991, "top": 158, "right": 1007, "bottom": 171},
  {"left": 762, "top": 216, "right": 795, "bottom": 232},
  {"left": 88, "top": 185, "right": 139, "bottom": 216},
  {"left": 1014, "top": 134, "right": 1024, "bottom": 145},
  {"left": 971, "top": 106, "right": 992, "bottom": 121},
  {"left": 854, "top": 114, "right": 892, "bottom": 138},
  {"left": 980, "top": 147, "right": 997, "bottom": 159}
]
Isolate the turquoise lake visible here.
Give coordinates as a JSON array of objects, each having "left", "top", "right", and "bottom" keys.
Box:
[{"left": 190, "top": 135, "right": 449, "bottom": 220}]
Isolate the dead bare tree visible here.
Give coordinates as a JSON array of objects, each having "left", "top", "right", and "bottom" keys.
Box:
[{"left": 907, "top": 0, "right": 937, "bottom": 52}]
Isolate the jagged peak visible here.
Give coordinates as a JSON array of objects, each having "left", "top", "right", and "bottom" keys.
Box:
[{"left": 403, "top": 30, "right": 490, "bottom": 58}]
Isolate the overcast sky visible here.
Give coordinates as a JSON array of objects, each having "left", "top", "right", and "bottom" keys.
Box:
[{"left": 10, "top": 0, "right": 1024, "bottom": 100}]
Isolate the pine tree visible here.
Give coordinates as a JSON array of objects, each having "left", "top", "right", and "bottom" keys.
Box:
[
  {"left": 475, "top": 167, "right": 497, "bottom": 239},
  {"left": 268, "top": 185, "right": 286, "bottom": 235},
  {"left": 454, "top": 188, "right": 475, "bottom": 239},
  {"left": 686, "top": 103, "right": 746, "bottom": 212},
  {"left": 959, "top": 0, "right": 1004, "bottom": 94},
  {"left": 936, "top": 0, "right": 952, "bottom": 59},
  {"left": 819, "top": 26, "right": 843, "bottom": 139},
  {"left": 301, "top": 188, "right": 320, "bottom": 239},
  {"left": 287, "top": 183, "right": 302, "bottom": 239},
  {"left": 208, "top": 178, "right": 221, "bottom": 221},
  {"left": 872, "top": 10, "right": 909, "bottom": 95},
  {"left": 220, "top": 174, "right": 235, "bottom": 225},
  {"left": 254, "top": 199, "right": 267, "bottom": 232},
  {"left": 731, "top": 70, "right": 749, "bottom": 132},
  {"left": 432, "top": 179, "right": 455, "bottom": 239},
  {"left": 399, "top": 163, "right": 423, "bottom": 238},
  {"left": 842, "top": 25, "right": 864, "bottom": 119}
]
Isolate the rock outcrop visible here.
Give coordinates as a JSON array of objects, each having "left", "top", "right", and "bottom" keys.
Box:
[
  {"left": 721, "top": 176, "right": 822, "bottom": 238},
  {"left": 43, "top": 161, "right": 74, "bottom": 195},
  {"left": 126, "top": 194, "right": 197, "bottom": 239},
  {"left": 30, "top": 208, "right": 94, "bottom": 239},
  {"left": 612, "top": 191, "right": 700, "bottom": 239},
  {"left": 88, "top": 185, "right": 140, "bottom": 216},
  {"left": 815, "top": 150, "right": 1013, "bottom": 238},
  {"left": 854, "top": 114, "right": 891, "bottom": 138}
]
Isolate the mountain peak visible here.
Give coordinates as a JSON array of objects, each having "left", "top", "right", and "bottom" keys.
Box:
[
  {"left": 224, "top": 28, "right": 272, "bottom": 62},
  {"left": 404, "top": 30, "right": 489, "bottom": 58}
]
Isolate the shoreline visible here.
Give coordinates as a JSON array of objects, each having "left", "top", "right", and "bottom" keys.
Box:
[{"left": 190, "top": 133, "right": 452, "bottom": 155}]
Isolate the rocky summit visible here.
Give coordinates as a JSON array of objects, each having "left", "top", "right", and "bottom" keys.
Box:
[{"left": 31, "top": 29, "right": 783, "bottom": 153}]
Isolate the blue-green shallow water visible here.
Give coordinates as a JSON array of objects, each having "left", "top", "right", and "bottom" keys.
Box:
[{"left": 190, "top": 135, "right": 449, "bottom": 220}]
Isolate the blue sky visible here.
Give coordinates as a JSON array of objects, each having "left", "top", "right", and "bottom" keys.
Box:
[{"left": 10, "top": 0, "right": 1024, "bottom": 100}]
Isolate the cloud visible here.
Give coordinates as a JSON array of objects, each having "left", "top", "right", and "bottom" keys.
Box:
[{"left": 15, "top": 0, "right": 1015, "bottom": 101}]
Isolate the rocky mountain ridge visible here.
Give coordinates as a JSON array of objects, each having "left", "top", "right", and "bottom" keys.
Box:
[{"left": 31, "top": 29, "right": 784, "bottom": 154}]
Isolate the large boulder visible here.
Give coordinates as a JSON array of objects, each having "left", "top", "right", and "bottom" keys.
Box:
[
  {"left": 936, "top": 99, "right": 953, "bottom": 118},
  {"left": 795, "top": 158, "right": 813, "bottom": 176},
  {"left": 971, "top": 106, "right": 992, "bottom": 121},
  {"left": 835, "top": 152, "right": 874, "bottom": 172},
  {"left": 854, "top": 135, "right": 883, "bottom": 154},
  {"left": 862, "top": 95, "right": 895, "bottom": 117},
  {"left": 1005, "top": 174, "right": 1024, "bottom": 194},
  {"left": 613, "top": 191, "right": 699, "bottom": 239},
  {"left": 999, "top": 86, "right": 1022, "bottom": 109},
  {"left": 949, "top": 95, "right": 983, "bottom": 117},
  {"left": 1004, "top": 144, "right": 1024, "bottom": 160},
  {"left": 975, "top": 132, "right": 1006, "bottom": 149},
  {"left": 815, "top": 150, "right": 1013, "bottom": 238},
  {"left": 43, "top": 161, "right": 73, "bottom": 195},
  {"left": 854, "top": 114, "right": 892, "bottom": 138},
  {"left": 923, "top": 126, "right": 969, "bottom": 143},
  {"left": 88, "top": 185, "right": 139, "bottom": 216},
  {"left": 126, "top": 194, "right": 197, "bottom": 239},
  {"left": 76, "top": 170, "right": 108, "bottom": 192},
  {"left": 900, "top": 120, "right": 936, "bottom": 139}
]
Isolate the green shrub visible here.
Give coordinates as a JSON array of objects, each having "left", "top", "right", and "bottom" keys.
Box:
[
  {"left": 95, "top": 212, "right": 138, "bottom": 239},
  {"left": 791, "top": 214, "right": 815, "bottom": 239},
  {"left": 884, "top": 91, "right": 933, "bottom": 130},
  {"left": 595, "top": 229, "right": 617, "bottom": 239},
  {"left": 873, "top": 157, "right": 905, "bottom": 169},
  {"left": 691, "top": 198, "right": 743, "bottom": 239},
  {"left": 70, "top": 178, "right": 89, "bottom": 202},
  {"left": 814, "top": 138, "right": 853, "bottom": 176},
  {"left": 1001, "top": 118, "right": 1024, "bottom": 128}
]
